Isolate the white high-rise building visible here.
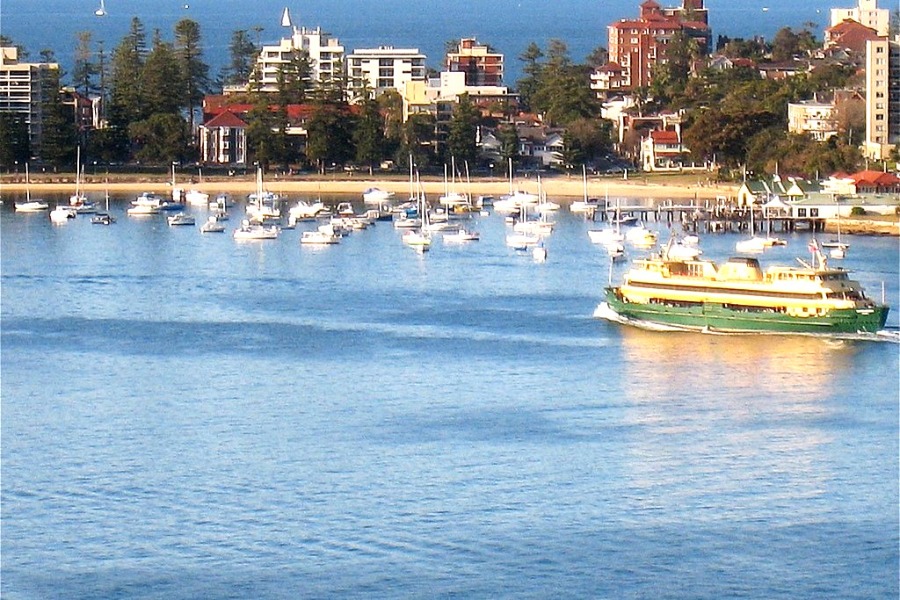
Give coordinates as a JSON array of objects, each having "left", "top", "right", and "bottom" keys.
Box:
[
  {"left": 0, "top": 46, "right": 59, "bottom": 154},
  {"left": 347, "top": 47, "right": 427, "bottom": 100},
  {"left": 863, "top": 36, "right": 900, "bottom": 160},
  {"left": 253, "top": 15, "right": 345, "bottom": 93},
  {"left": 831, "top": 0, "right": 890, "bottom": 36}
]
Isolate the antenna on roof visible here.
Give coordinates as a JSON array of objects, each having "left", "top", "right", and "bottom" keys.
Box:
[{"left": 281, "top": 7, "right": 292, "bottom": 28}]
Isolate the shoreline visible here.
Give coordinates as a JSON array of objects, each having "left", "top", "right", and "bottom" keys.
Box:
[{"left": 0, "top": 173, "right": 736, "bottom": 201}]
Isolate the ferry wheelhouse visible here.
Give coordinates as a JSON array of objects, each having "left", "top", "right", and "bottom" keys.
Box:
[{"left": 602, "top": 244, "right": 888, "bottom": 334}]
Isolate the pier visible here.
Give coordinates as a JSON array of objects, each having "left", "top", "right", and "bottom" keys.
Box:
[{"left": 590, "top": 200, "right": 827, "bottom": 234}]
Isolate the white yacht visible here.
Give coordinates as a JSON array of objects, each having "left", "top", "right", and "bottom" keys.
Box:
[{"left": 233, "top": 219, "right": 279, "bottom": 240}]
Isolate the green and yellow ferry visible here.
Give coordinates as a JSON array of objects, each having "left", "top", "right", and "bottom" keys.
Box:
[{"left": 600, "top": 242, "right": 889, "bottom": 334}]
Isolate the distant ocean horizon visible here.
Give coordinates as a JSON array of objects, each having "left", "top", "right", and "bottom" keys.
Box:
[{"left": 2, "top": 0, "right": 834, "bottom": 86}]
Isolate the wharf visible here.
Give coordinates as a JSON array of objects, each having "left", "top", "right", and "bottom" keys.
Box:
[{"left": 591, "top": 201, "right": 826, "bottom": 234}]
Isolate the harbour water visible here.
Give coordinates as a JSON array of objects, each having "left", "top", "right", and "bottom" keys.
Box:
[{"left": 2, "top": 193, "right": 898, "bottom": 598}]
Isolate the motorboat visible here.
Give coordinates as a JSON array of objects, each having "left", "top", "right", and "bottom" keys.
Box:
[
  {"left": 588, "top": 228, "right": 625, "bottom": 245},
  {"left": 662, "top": 237, "right": 702, "bottom": 261},
  {"left": 402, "top": 229, "right": 432, "bottom": 250},
  {"left": 301, "top": 225, "right": 341, "bottom": 245},
  {"left": 91, "top": 213, "right": 116, "bottom": 225},
  {"left": 363, "top": 187, "right": 395, "bottom": 204},
  {"left": 200, "top": 215, "right": 226, "bottom": 233},
  {"left": 493, "top": 190, "right": 540, "bottom": 214},
  {"left": 167, "top": 212, "right": 196, "bottom": 226},
  {"left": 443, "top": 228, "right": 480, "bottom": 243},
  {"left": 50, "top": 204, "right": 77, "bottom": 222},
  {"left": 506, "top": 232, "right": 541, "bottom": 250},
  {"left": 233, "top": 219, "right": 279, "bottom": 240},
  {"left": 16, "top": 199, "right": 50, "bottom": 212},
  {"left": 184, "top": 189, "right": 210, "bottom": 206},
  {"left": 288, "top": 200, "right": 325, "bottom": 224},
  {"left": 625, "top": 224, "right": 658, "bottom": 247},
  {"left": 127, "top": 203, "right": 160, "bottom": 216}
]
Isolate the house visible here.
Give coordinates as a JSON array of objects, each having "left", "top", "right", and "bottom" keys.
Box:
[
  {"left": 198, "top": 96, "right": 328, "bottom": 165},
  {"left": 198, "top": 110, "right": 248, "bottom": 165},
  {"left": 787, "top": 100, "right": 838, "bottom": 141},
  {"left": 640, "top": 129, "right": 687, "bottom": 171},
  {"left": 516, "top": 125, "right": 565, "bottom": 167}
]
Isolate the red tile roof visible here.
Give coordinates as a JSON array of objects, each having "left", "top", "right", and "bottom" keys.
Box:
[
  {"left": 204, "top": 110, "right": 248, "bottom": 128},
  {"left": 650, "top": 130, "right": 680, "bottom": 143}
]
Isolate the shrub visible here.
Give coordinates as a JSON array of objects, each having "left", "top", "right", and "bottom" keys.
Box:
[{"left": 850, "top": 206, "right": 867, "bottom": 216}]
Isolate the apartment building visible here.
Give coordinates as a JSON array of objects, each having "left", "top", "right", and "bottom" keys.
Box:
[
  {"left": 0, "top": 46, "right": 60, "bottom": 153},
  {"left": 347, "top": 46, "right": 427, "bottom": 100},
  {"left": 831, "top": 0, "right": 890, "bottom": 37},
  {"left": 252, "top": 25, "right": 345, "bottom": 93},
  {"left": 607, "top": 0, "right": 711, "bottom": 91},
  {"left": 863, "top": 36, "right": 900, "bottom": 159},
  {"left": 445, "top": 38, "right": 503, "bottom": 87}
]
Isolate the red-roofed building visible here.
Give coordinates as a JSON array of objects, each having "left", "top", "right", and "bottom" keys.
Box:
[
  {"left": 849, "top": 169, "right": 900, "bottom": 193},
  {"left": 640, "top": 128, "right": 709, "bottom": 172},
  {"left": 198, "top": 95, "right": 350, "bottom": 165},
  {"left": 824, "top": 19, "right": 880, "bottom": 55},
  {"left": 199, "top": 110, "right": 249, "bottom": 165},
  {"left": 607, "top": 0, "right": 711, "bottom": 90}
]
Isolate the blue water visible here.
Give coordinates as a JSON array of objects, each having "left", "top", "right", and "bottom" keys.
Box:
[
  {"left": 2, "top": 193, "right": 898, "bottom": 598},
  {"left": 1, "top": 0, "right": 834, "bottom": 85}
]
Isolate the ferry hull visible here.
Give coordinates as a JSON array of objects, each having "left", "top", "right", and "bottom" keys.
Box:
[{"left": 604, "top": 287, "right": 889, "bottom": 334}]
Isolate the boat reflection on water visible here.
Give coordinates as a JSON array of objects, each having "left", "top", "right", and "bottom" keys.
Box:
[
  {"left": 615, "top": 325, "right": 856, "bottom": 407},
  {"left": 609, "top": 326, "right": 887, "bottom": 516}
]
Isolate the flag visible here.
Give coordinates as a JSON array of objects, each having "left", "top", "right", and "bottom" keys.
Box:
[{"left": 808, "top": 238, "right": 818, "bottom": 254}]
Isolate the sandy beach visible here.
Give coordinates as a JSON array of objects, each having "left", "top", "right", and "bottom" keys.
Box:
[{"left": 0, "top": 172, "right": 736, "bottom": 203}]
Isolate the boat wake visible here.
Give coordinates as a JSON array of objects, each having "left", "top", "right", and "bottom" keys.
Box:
[
  {"left": 593, "top": 302, "right": 685, "bottom": 332},
  {"left": 593, "top": 303, "right": 900, "bottom": 342}
]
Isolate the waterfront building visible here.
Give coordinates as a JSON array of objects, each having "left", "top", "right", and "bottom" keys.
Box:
[
  {"left": 0, "top": 46, "right": 60, "bottom": 154},
  {"left": 197, "top": 95, "right": 323, "bottom": 165},
  {"left": 445, "top": 38, "right": 503, "bottom": 87},
  {"left": 607, "top": 0, "right": 711, "bottom": 91},
  {"left": 249, "top": 21, "right": 345, "bottom": 94},
  {"left": 830, "top": 0, "right": 890, "bottom": 37},
  {"left": 863, "top": 36, "right": 900, "bottom": 160},
  {"left": 347, "top": 46, "right": 426, "bottom": 100},
  {"left": 198, "top": 109, "right": 248, "bottom": 165}
]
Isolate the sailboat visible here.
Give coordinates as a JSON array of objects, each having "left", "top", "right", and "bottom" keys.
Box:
[
  {"left": 735, "top": 202, "right": 770, "bottom": 253},
  {"left": 402, "top": 174, "right": 432, "bottom": 251},
  {"left": 822, "top": 202, "right": 849, "bottom": 258},
  {"left": 91, "top": 183, "right": 116, "bottom": 224},
  {"left": 15, "top": 164, "right": 49, "bottom": 212},
  {"left": 95, "top": 0, "right": 107, "bottom": 16},
  {"left": 69, "top": 147, "right": 96, "bottom": 212},
  {"left": 588, "top": 188, "right": 625, "bottom": 247},
  {"left": 570, "top": 165, "right": 600, "bottom": 214}
]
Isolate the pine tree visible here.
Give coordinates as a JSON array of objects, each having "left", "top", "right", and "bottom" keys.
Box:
[{"left": 174, "top": 19, "right": 209, "bottom": 137}]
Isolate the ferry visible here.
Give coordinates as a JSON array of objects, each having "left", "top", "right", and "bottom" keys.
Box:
[{"left": 600, "top": 240, "right": 889, "bottom": 334}]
